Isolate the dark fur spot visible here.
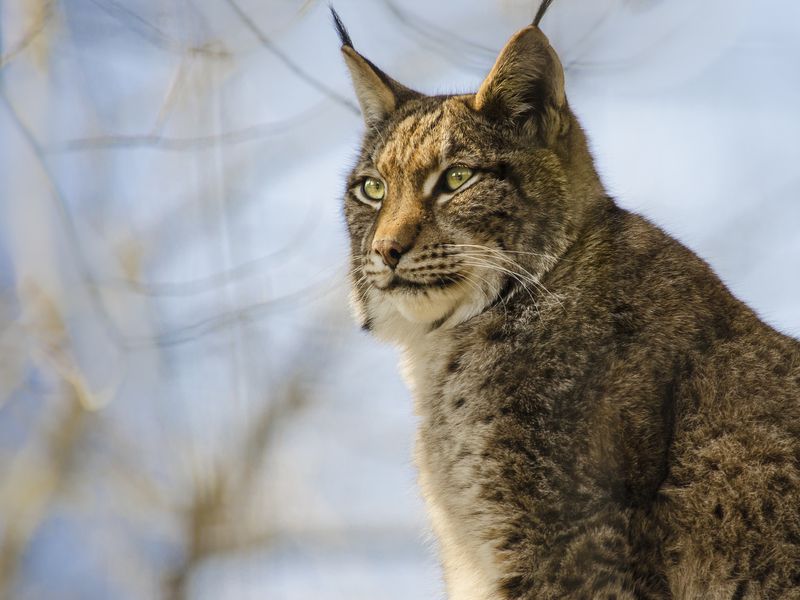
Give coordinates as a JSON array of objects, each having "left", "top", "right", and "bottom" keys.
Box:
[
  {"left": 486, "top": 209, "right": 511, "bottom": 221},
  {"left": 770, "top": 474, "right": 792, "bottom": 492},
  {"left": 611, "top": 302, "right": 637, "bottom": 339},
  {"left": 731, "top": 581, "right": 747, "bottom": 600},
  {"left": 710, "top": 313, "right": 733, "bottom": 342},
  {"left": 589, "top": 571, "right": 624, "bottom": 593},
  {"left": 453, "top": 397, "right": 466, "bottom": 409},
  {"left": 500, "top": 575, "right": 527, "bottom": 597},
  {"left": 714, "top": 503, "right": 724, "bottom": 520},
  {"left": 496, "top": 163, "right": 510, "bottom": 181},
  {"left": 772, "top": 362, "right": 789, "bottom": 377},
  {"left": 561, "top": 575, "right": 583, "bottom": 592},
  {"left": 739, "top": 506, "right": 754, "bottom": 530},
  {"left": 486, "top": 328, "right": 505, "bottom": 343},
  {"left": 500, "top": 532, "right": 523, "bottom": 551},
  {"left": 447, "top": 355, "right": 461, "bottom": 373}
]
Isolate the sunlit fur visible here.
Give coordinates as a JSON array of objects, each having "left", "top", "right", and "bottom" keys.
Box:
[
  {"left": 345, "top": 96, "right": 584, "bottom": 344},
  {"left": 337, "top": 14, "right": 800, "bottom": 600}
]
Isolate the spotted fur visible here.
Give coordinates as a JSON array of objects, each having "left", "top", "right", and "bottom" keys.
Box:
[{"left": 334, "top": 7, "right": 800, "bottom": 599}]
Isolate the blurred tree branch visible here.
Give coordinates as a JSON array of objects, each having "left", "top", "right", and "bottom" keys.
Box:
[
  {"left": 382, "top": 0, "right": 495, "bottom": 73},
  {"left": 49, "top": 104, "right": 323, "bottom": 152},
  {"left": 127, "top": 275, "right": 340, "bottom": 349},
  {"left": 0, "top": 91, "right": 128, "bottom": 349},
  {"left": 0, "top": 285, "right": 97, "bottom": 594},
  {"left": 2, "top": 88, "right": 339, "bottom": 351},
  {"left": 0, "top": 0, "right": 53, "bottom": 69},
  {"left": 82, "top": 0, "right": 229, "bottom": 57},
  {"left": 102, "top": 199, "right": 320, "bottom": 298},
  {"left": 164, "top": 333, "right": 323, "bottom": 600},
  {"left": 0, "top": 395, "right": 87, "bottom": 593},
  {"left": 223, "top": 0, "right": 359, "bottom": 115}
]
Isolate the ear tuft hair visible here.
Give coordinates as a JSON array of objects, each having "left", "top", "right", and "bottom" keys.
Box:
[
  {"left": 333, "top": 7, "right": 422, "bottom": 127},
  {"left": 329, "top": 6, "right": 353, "bottom": 48},
  {"left": 533, "top": 0, "right": 556, "bottom": 27}
]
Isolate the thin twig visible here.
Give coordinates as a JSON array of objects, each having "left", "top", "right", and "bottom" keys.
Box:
[
  {"left": 49, "top": 104, "right": 323, "bottom": 152},
  {"left": 224, "top": 0, "right": 359, "bottom": 115},
  {"left": 0, "top": 92, "right": 127, "bottom": 349},
  {"left": 126, "top": 274, "right": 342, "bottom": 349},
  {"left": 83, "top": 0, "right": 228, "bottom": 57},
  {"left": 382, "top": 0, "right": 495, "bottom": 73},
  {"left": 102, "top": 199, "right": 320, "bottom": 297},
  {"left": 0, "top": 1, "right": 53, "bottom": 69}
]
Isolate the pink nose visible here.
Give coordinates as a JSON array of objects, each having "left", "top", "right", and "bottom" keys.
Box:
[{"left": 372, "top": 239, "right": 405, "bottom": 269}]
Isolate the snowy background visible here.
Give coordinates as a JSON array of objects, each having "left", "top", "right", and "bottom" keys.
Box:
[{"left": 0, "top": 0, "right": 798, "bottom": 598}]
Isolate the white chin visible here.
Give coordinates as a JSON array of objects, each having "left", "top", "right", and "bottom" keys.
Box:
[{"left": 389, "top": 287, "right": 463, "bottom": 324}]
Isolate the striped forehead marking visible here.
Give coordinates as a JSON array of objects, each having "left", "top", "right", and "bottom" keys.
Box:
[{"left": 376, "top": 107, "right": 445, "bottom": 174}]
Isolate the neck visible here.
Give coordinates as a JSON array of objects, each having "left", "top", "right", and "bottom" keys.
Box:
[{"left": 558, "top": 110, "right": 606, "bottom": 226}]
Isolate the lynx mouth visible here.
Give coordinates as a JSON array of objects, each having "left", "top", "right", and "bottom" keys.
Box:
[{"left": 378, "top": 274, "right": 460, "bottom": 292}]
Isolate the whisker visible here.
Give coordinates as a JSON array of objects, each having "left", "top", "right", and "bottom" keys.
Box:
[
  {"left": 445, "top": 243, "right": 565, "bottom": 263},
  {"left": 351, "top": 270, "right": 373, "bottom": 295},
  {"left": 461, "top": 269, "right": 508, "bottom": 321},
  {"left": 447, "top": 245, "right": 565, "bottom": 310},
  {"left": 456, "top": 254, "right": 541, "bottom": 292},
  {"left": 460, "top": 251, "right": 558, "bottom": 302},
  {"left": 457, "top": 258, "right": 542, "bottom": 317}
]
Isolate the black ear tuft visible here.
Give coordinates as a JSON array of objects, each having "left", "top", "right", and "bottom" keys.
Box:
[
  {"left": 533, "top": 0, "right": 556, "bottom": 27},
  {"left": 330, "top": 6, "right": 353, "bottom": 48}
]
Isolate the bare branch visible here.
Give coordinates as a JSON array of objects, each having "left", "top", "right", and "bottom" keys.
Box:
[
  {"left": 223, "top": 0, "right": 359, "bottom": 115},
  {"left": 163, "top": 317, "right": 341, "bottom": 599},
  {"left": 49, "top": 104, "right": 323, "bottom": 152},
  {"left": 125, "top": 275, "right": 342, "bottom": 349},
  {"left": 0, "top": 92, "right": 127, "bottom": 349},
  {"left": 81, "top": 0, "right": 229, "bottom": 58},
  {"left": 149, "top": 53, "right": 194, "bottom": 135},
  {"left": 382, "top": 0, "right": 496, "bottom": 73},
  {"left": 101, "top": 201, "right": 321, "bottom": 297},
  {"left": 0, "top": 1, "right": 53, "bottom": 69}
]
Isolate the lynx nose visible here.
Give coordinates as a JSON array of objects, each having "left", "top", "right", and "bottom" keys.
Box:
[{"left": 372, "top": 239, "right": 405, "bottom": 269}]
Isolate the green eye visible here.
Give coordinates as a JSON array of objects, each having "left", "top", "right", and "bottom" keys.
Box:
[
  {"left": 444, "top": 166, "right": 473, "bottom": 191},
  {"left": 362, "top": 177, "right": 385, "bottom": 201}
]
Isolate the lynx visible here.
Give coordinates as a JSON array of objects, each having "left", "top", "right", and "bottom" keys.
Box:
[{"left": 333, "top": 3, "right": 800, "bottom": 598}]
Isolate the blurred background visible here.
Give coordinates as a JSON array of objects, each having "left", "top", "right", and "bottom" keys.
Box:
[{"left": 0, "top": 0, "right": 798, "bottom": 598}]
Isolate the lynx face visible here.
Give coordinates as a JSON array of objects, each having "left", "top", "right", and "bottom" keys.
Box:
[{"left": 338, "top": 22, "right": 584, "bottom": 339}]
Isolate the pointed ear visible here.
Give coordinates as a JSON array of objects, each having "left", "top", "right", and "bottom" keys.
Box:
[
  {"left": 331, "top": 7, "right": 418, "bottom": 127},
  {"left": 340, "top": 47, "right": 400, "bottom": 126},
  {"left": 474, "top": 26, "right": 567, "bottom": 143}
]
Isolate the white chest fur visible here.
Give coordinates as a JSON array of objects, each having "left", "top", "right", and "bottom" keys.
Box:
[
  {"left": 417, "top": 461, "right": 501, "bottom": 600},
  {"left": 402, "top": 341, "right": 502, "bottom": 600}
]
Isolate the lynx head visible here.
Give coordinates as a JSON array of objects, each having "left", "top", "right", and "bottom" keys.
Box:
[{"left": 334, "top": 5, "right": 603, "bottom": 344}]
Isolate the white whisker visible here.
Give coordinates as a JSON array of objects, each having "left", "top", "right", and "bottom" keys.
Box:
[
  {"left": 445, "top": 243, "right": 565, "bottom": 311},
  {"left": 457, "top": 258, "right": 542, "bottom": 318}
]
